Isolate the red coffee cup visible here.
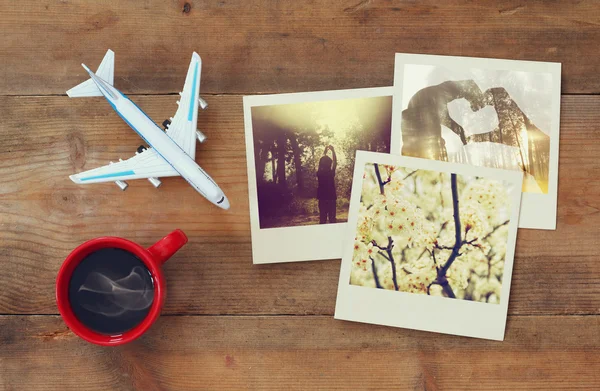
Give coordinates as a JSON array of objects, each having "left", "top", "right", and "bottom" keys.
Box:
[{"left": 56, "top": 229, "right": 188, "bottom": 346}]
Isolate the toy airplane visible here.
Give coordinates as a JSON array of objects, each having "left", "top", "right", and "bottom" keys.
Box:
[{"left": 67, "top": 49, "right": 230, "bottom": 210}]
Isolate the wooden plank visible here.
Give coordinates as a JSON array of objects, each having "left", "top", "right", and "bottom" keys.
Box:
[
  {"left": 0, "top": 95, "right": 599, "bottom": 316},
  {"left": 0, "top": 0, "right": 599, "bottom": 95},
  {"left": 0, "top": 315, "right": 599, "bottom": 390}
]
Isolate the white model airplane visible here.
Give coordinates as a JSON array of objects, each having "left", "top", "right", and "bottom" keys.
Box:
[{"left": 67, "top": 49, "right": 230, "bottom": 210}]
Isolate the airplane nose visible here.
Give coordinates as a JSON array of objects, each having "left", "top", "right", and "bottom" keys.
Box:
[{"left": 217, "top": 195, "right": 230, "bottom": 210}]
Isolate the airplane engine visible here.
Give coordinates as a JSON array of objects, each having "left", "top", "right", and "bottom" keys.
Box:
[
  {"left": 148, "top": 177, "right": 162, "bottom": 188},
  {"left": 115, "top": 180, "right": 128, "bottom": 191},
  {"left": 109, "top": 160, "right": 129, "bottom": 191},
  {"left": 196, "top": 130, "right": 207, "bottom": 143},
  {"left": 198, "top": 97, "right": 208, "bottom": 110}
]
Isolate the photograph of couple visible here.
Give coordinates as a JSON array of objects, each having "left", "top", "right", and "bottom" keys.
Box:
[
  {"left": 399, "top": 64, "right": 553, "bottom": 194},
  {"left": 250, "top": 95, "right": 392, "bottom": 229}
]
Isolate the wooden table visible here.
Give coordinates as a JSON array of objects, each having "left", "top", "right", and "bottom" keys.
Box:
[{"left": 1, "top": 1, "right": 599, "bottom": 390}]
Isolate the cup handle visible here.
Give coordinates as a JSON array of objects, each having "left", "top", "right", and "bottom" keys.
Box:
[{"left": 147, "top": 229, "right": 188, "bottom": 265}]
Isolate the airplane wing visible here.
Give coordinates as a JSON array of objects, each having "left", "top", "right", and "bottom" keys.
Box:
[
  {"left": 165, "top": 52, "right": 203, "bottom": 160},
  {"left": 70, "top": 148, "right": 179, "bottom": 184}
]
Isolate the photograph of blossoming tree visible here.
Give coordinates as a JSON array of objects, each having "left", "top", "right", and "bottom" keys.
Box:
[{"left": 350, "top": 163, "right": 512, "bottom": 303}]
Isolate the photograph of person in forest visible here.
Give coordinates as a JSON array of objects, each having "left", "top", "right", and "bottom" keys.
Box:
[
  {"left": 249, "top": 95, "right": 392, "bottom": 229},
  {"left": 399, "top": 63, "right": 554, "bottom": 194},
  {"left": 350, "top": 163, "right": 514, "bottom": 304}
]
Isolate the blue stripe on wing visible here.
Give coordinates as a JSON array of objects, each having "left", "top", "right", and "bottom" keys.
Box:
[
  {"left": 187, "top": 63, "right": 199, "bottom": 121},
  {"left": 80, "top": 170, "right": 136, "bottom": 181}
]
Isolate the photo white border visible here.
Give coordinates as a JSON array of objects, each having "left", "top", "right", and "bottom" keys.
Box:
[
  {"left": 335, "top": 151, "right": 523, "bottom": 341},
  {"left": 243, "top": 87, "right": 394, "bottom": 264},
  {"left": 391, "top": 53, "right": 561, "bottom": 230}
]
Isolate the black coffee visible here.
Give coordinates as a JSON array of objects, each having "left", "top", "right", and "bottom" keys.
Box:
[{"left": 68, "top": 248, "right": 155, "bottom": 335}]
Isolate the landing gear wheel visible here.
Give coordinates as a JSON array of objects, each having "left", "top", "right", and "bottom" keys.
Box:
[
  {"left": 162, "top": 119, "right": 171, "bottom": 131},
  {"left": 137, "top": 145, "right": 147, "bottom": 154}
]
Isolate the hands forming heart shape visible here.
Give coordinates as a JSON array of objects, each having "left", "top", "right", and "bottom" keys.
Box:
[
  {"left": 447, "top": 98, "right": 500, "bottom": 140},
  {"left": 401, "top": 81, "right": 551, "bottom": 193}
]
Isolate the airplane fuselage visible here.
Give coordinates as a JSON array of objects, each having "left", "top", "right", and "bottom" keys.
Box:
[{"left": 92, "top": 74, "right": 228, "bottom": 208}]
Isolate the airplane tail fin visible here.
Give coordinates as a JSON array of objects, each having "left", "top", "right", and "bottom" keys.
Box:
[{"left": 66, "top": 49, "right": 114, "bottom": 98}]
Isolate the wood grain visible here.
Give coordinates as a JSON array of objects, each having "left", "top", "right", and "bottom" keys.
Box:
[
  {"left": 1, "top": 0, "right": 599, "bottom": 95},
  {"left": 2, "top": 2, "right": 600, "bottom": 389},
  {"left": 1, "top": 315, "right": 599, "bottom": 390},
  {"left": 0, "top": 94, "right": 599, "bottom": 315}
]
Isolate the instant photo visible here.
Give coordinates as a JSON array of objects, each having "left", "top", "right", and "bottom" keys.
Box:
[
  {"left": 335, "top": 151, "right": 523, "bottom": 340},
  {"left": 244, "top": 88, "right": 393, "bottom": 264},
  {"left": 392, "top": 53, "right": 561, "bottom": 229}
]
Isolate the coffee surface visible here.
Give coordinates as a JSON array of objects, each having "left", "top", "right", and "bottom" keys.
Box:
[{"left": 68, "top": 247, "right": 155, "bottom": 335}]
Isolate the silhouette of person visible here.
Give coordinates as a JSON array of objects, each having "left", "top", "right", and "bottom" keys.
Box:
[
  {"left": 317, "top": 145, "right": 337, "bottom": 224},
  {"left": 401, "top": 80, "right": 486, "bottom": 160}
]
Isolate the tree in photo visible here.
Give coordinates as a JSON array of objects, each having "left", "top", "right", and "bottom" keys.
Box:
[{"left": 350, "top": 164, "right": 511, "bottom": 304}]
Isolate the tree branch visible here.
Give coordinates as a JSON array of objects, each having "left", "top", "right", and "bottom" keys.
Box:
[
  {"left": 482, "top": 219, "right": 510, "bottom": 242},
  {"left": 427, "top": 281, "right": 439, "bottom": 295},
  {"left": 427, "top": 278, "right": 456, "bottom": 298},
  {"left": 371, "top": 237, "right": 398, "bottom": 291},
  {"left": 429, "top": 249, "right": 438, "bottom": 266},
  {"left": 435, "top": 237, "right": 479, "bottom": 252},
  {"left": 386, "top": 237, "right": 399, "bottom": 291},
  {"left": 430, "top": 186, "right": 508, "bottom": 300},
  {"left": 373, "top": 163, "right": 391, "bottom": 195},
  {"left": 439, "top": 173, "right": 462, "bottom": 277},
  {"left": 369, "top": 256, "right": 383, "bottom": 289},
  {"left": 371, "top": 239, "right": 388, "bottom": 252},
  {"left": 402, "top": 170, "right": 417, "bottom": 180},
  {"left": 428, "top": 174, "right": 462, "bottom": 299},
  {"left": 377, "top": 251, "right": 390, "bottom": 262},
  {"left": 439, "top": 281, "right": 456, "bottom": 298}
]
